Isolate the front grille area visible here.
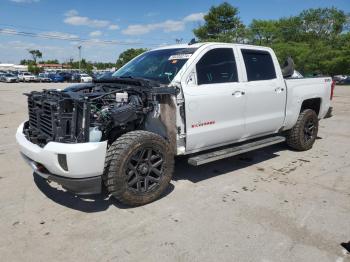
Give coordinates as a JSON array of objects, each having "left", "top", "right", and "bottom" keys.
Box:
[
  {"left": 28, "top": 99, "right": 55, "bottom": 138},
  {"left": 25, "top": 90, "right": 90, "bottom": 147}
]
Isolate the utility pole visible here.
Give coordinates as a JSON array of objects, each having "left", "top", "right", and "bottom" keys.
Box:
[{"left": 78, "top": 45, "right": 82, "bottom": 71}]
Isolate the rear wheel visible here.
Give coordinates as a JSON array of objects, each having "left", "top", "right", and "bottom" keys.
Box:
[
  {"left": 286, "top": 109, "right": 319, "bottom": 151},
  {"left": 104, "top": 131, "right": 174, "bottom": 206}
]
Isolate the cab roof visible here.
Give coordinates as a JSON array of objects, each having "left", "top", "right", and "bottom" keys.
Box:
[{"left": 152, "top": 42, "right": 270, "bottom": 51}]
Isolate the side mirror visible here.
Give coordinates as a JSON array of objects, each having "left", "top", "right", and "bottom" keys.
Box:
[
  {"left": 281, "top": 56, "right": 295, "bottom": 78},
  {"left": 186, "top": 71, "right": 197, "bottom": 86}
]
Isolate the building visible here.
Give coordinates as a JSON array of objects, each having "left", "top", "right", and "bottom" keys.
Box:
[
  {"left": 37, "top": 64, "right": 72, "bottom": 71},
  {"left": 0, "top": 63, "right": 28, "bottom": 72}
]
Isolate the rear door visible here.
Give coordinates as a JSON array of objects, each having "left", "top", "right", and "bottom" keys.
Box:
[
  {"left": 238, "top": 48, "right": 286, "bottom": 138},
  {"left": 182, "top": 46, "right": 247, "bottom": 152}
]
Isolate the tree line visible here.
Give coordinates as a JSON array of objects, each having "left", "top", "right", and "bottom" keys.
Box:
[{"left": 193, "top": 2, "right": 350, "bottom": 76}]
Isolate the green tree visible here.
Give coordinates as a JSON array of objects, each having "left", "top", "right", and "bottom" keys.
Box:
[
  {"left": 249, "top": 19, "right": 278, "bottom": 45},
  {"left": 298, "top": 7, "right": 348, "bottom": 40},
  {"left": 193, "top": 2, "right": 245, "bottom": 43},
  {"left": 38, "top": 59, "right": 59, "bottom": 64},
  {"left": 28, "top": 49, "right": 42, "bottom": 64},
  {"left": 67, "top": 59, "right": 94, "bottom": 73},
  {"left": 275, "top": 17, "right": 303, "bottom": 42},
  {"left": 79, "top": 59, "right": 93, "bottom": 73},
  {"left": 27, "top": 61, "right": 42, "bottom": 75},
  {"left": 247, "top": 7, "right": 350, "bottom": 75},
  {"left": 93, "top": 62, "right": 116, "bottom": 70},
  {"left": 20, "top": 59, "right": 32, "bottom": 65},
  {"left": 116, "top": 48, "right": 148, "bottom": 68}
]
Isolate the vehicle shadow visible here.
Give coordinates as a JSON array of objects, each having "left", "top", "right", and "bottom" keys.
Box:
[
  {"left": 33, "top": 173, "right": 175, "bottom": 213},
  {"left": 173, "top": 143, "right": 287, "bottom": 182},
  {"left": 33, "top": 143, "right": 287, "bottom": 212}
]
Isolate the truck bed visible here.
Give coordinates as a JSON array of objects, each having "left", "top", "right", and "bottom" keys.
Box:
[{"left": 283, "top": 77, "right": 332, "bottom": 129}]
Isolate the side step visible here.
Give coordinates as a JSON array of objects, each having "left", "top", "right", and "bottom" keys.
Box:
[{"left": 187, "top": 136, "right": 286, "bottom": 166}]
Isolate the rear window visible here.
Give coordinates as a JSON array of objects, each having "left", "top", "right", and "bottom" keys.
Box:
[{"left": 242, "top": 49, "right": 276, "bottom": 81}]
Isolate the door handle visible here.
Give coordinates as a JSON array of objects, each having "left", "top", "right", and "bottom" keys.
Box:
[
  {"left": 232, "top": 91, "right": 245, "bottom": 97},
  {"left": 275, "top": 87, "right": 285, "bottom": 93}
]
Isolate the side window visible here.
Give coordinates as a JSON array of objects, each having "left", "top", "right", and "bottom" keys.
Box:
[
  {"left": 242, "top": 49, "right": 276, "bottom": 81},
  {"left": 196, "top": 48, "right": 238, "bottom": 85}
]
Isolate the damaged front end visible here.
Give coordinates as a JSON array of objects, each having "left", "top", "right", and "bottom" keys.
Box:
[{"left": 24, "top": 78, "right": 177, "bottom": 147}]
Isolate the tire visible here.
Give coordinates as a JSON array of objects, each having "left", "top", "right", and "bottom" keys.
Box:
[
  {"left": 286, "top": 109, "right": 319, "bottom": 151},
  {"left": 104, "top": 131, "right": 174, "bottom": 206}
]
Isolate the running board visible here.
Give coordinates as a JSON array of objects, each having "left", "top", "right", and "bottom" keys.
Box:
[{"left": 187, "top": 136, "right": 286, "bottom": 166}]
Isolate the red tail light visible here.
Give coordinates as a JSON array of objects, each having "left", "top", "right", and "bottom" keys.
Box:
[{"left": 330, "top": 80, "right": 335, "bottom": 100}]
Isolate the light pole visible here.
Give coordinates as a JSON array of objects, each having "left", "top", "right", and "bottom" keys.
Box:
[{"left": 78, "top": 45, "right": 82, "bottom": 71}]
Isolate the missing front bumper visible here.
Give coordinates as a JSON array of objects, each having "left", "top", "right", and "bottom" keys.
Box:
[{"left": 21, "top": 153, "right": 102, "bottom": 195}]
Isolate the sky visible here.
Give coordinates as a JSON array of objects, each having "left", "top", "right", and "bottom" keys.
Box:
[{"left": 0, "top": 0, "right": 349, "bottom": 64}]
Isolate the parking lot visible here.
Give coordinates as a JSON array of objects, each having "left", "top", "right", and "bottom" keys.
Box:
[{"left": 0, "top": 82, "right": 349, "bottom": 262}]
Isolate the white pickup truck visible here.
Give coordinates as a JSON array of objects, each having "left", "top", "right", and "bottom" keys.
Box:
[{"left": 16, "top": 42, "right": 334, "bottom": 206}]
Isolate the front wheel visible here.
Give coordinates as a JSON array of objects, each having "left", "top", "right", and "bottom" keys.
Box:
[
  {"left": 104, "top": 131, "right": 174, "bottom": 206},
  {"left": 286, "top": 109, "right": 319, "bottom": 151}
]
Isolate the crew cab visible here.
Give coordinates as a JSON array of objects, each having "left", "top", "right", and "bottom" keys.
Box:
[{"left": 16, "top": 43, "right": 334, "bottom": 206}]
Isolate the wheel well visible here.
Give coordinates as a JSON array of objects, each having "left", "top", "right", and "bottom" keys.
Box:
[{"left": 300, "top": 98, "right": 321, "bottom": 115}]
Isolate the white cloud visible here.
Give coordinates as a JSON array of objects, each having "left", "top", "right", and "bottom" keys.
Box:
[
  {"left": 108, "top": 24, "right": 119, "bottom": 30},
  {"left": 0, "top": 28, "right": 18, "bottom": 34},
  {"left": 123, "top": 20, "right": 185, "bottom": 35},
  {"left": 122, "top": 12, "right": 205, "bottom": 35},
  {"left": 10, "top": 0, "right": 39, "bottom": 3},
  {"left": 145, "top": 12, "right": 159, "bottom": 17},
  {"left": 43, "top": 31, "right": 78, "bottom": 40},
  {"left": 0, "top": 28, "right": 80, "bottom": 41},
  {"left": 64, "top": 16, "right": 109, "bottom": 28},
  {"left": 64, "top": 9, "right": 119, "bottom": 29},
  {"left": 64, "top": 9, "right": 78, "bottom": 17},
  {"left": 183, "top": 12, "right": 205, "bottom": 22},
  {"left": 89, "top": 30, "right": 102, "bottom": 37}
]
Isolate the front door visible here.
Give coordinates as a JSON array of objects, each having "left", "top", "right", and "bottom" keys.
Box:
[{"left": 183, "top": 47, "right": 247, "bottom": 152}]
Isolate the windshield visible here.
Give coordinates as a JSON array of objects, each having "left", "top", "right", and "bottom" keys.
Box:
[{"left": 113, "top": 48, "right": 197, "bottom": 84}]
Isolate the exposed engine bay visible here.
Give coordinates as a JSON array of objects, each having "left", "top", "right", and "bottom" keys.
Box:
[{"left": 24, "top": 78, "right": 178, "bottom": 147}]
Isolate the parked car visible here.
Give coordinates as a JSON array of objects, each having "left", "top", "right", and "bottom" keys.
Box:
[
  {"left": 48, "top": 74, "right": 65, "bottom": 83},
  {"left": 333, "top": 75, "right": 348, "bottom": 84},
  {"left": 58, "top": 72, "right": 72, "bottom": 82},
  {"left": 37, "top": 73, "right": 52, "bottom": 83},
  {"left": 71, "top": 73, "right": 81, "bottom": 82},
  {"left": 338, "top": 76, "right": 350, "bottom": 85},
  {"left": 18, "top": 72, "right": 36, "bottom": 82},
  {"left": 80, "top": 73, "right": 93, "bottom": 83},
  {"left": 0, "top": 73, "right": 19, "bottom": 83},
  {"left": 16, "top": 42, "right": 334, "bottom": 206}
]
